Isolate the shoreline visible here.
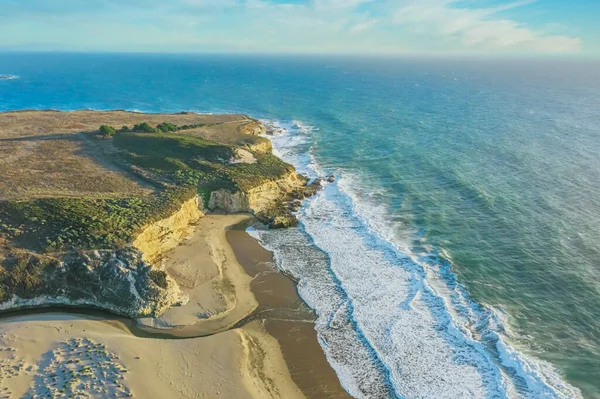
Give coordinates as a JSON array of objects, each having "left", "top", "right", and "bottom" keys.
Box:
[
  {"left": 0, "top": 214, "right": 350, "bottom": 398},
  {"left": 226, "top": 223, "right": 352, "bottom": 399}
]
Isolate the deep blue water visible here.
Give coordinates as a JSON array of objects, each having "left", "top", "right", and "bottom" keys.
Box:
[{"left": 1, "top": 53, "right": 600, "bottom": 398}]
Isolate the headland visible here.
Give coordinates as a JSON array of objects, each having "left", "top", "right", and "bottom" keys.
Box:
[{"left": 0, "top": 110, "right": 349, "bottom": 398}]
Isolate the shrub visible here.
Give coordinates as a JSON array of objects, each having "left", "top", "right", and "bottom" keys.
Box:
[
  {"left": 132, "top": 123, "right": 158, "bottom": 133},
  {"left": 99, "top": 125, "right": 116, "bottom": 137},
  {"left": 156, "top": 122, "right": 178, "bottom": 133},
  {"left": 119, "top": 125, "right": 130, "bottom": 133},
  {"left": 149, "top": 270, "right": 168, "bottom": 288}
]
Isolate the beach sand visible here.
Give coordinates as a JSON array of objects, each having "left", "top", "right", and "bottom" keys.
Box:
[
  {"left": 227, "top": 227, "right": 353, "bottom": 399},
  {"left": 137, "top": 214, "right": 259, "bottom": 336},
  {"left": 0, "top": 214, "right": 349, "bottom": 398},
  {"left": 0, "top": 313, "right": 302, "bottom": 399}
]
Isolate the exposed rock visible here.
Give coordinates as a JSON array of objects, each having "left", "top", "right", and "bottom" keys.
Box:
[
  {"left": 208, "top": 190, "right": 250, "bottom": 213},
  {"left": 208, "top": 171, "right": 323, "bottom": 229},
  {"left": 270, "top": 215, "right": 299, "bottom": 229},
  {"left": 238, "top": 120, "right": 266, "bottom": 136},
  {"left": 264, "top": 122, "right": 285, "bottom": 136},
  {"left": 0, "top": 247, "right": 186, "bottom": 318},
  {"left": 230, "top": 148, "right": 257, "bottom": 164},
  {"left": 133, "top": 196, "right": 205, "bottom": 264},
  {"left": 326, "top": 175, "right": 336, "bottom": 183},
  {"left": 288, "top": 200, "right": 303, "bottom": 212}
]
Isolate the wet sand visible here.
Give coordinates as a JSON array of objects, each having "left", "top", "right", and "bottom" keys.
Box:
[{"left": 227, "top": 225, "right": 352, "bottom": 399}]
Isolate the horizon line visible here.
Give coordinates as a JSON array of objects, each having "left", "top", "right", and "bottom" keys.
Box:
[{"left": 0, "top": 50, "right": 599, "bottom": 60}]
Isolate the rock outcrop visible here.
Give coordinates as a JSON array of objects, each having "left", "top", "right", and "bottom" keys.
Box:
[
  {"left": 0, "top": 247, "right": 186, "bottom": 318},
  {"left": 0, "top": 113, "right": 323, "bottom": 319},
  {"left": 239, "top": 120, "right": 267, "bottom": 136},
  {"left": 133, "top": 196, "right": 205, "bottom": 264},
  {"left": 209, "top": 172, "right": 323, "bottom": 228}
]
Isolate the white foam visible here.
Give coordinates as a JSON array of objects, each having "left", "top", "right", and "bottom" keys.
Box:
[{"left": 254, "top": 119, "right": 582, "bottom": 399}]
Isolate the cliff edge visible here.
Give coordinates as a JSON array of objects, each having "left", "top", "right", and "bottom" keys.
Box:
[{"left": 0, "top": 111, "right": 318, "bottom": 317}]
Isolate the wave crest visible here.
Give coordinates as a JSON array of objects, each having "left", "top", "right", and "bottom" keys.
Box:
[{"left": 253, "top": 119, "right": 582, "bottom": 399}]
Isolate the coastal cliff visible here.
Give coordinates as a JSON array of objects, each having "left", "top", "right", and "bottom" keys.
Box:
[
  {"left": 133, "top": 196, "right": 205, "bottom": 264},
  {"left": 0, "top": 247, "right": 185, "bottom": 317},
  {"left": 0, "top": 111, "right": 320, "bottom": 318},
  {"left": 209, "top": 171, "right": 322, "bottom": 228}
]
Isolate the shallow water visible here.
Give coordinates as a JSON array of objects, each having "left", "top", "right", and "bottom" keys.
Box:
[{"left": 1, "top": 53, "right": 599, "bottom": 398}]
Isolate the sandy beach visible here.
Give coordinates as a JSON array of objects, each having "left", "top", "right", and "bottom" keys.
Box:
[
  {"left": 0, "top": 313, "right": 302, "bottom": 399},
  {"left": 0, "top": 214, "right": 349, "bottom": 399}
]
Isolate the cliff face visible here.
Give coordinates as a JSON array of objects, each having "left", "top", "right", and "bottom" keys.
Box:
[
  {"left": 239, "top": 120, "right": 267, "bottom": 136},
  {"left": 0, "top": 197, "right": 204, "bottom": 317},
  {"left": 0, "top": 248, "right": 187, "bottom": 318},
  {"left": 0, "top": 174, "right": 318, "bottom": 318},
  {"left": 133, "top": 196, "right": 205, "bottom": 265},
  {"left": 0, "top": 112, "right": 322, "bottom": 319},
  {"left": 245, "top": 140, "right": 272, "bottom": 153},
  {"left": 208, "top": 171, "right": 321, "bottom": 228},
  {"left": 208, "top": 171, "right": 298, "bottom": 214}
]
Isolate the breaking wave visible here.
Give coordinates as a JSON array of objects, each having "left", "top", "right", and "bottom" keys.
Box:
[{"left": 249, "top": 120, "right": 582, "bottom": 399}]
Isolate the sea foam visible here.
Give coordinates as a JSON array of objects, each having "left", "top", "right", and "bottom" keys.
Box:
[{"left": 252, "top": 120, "right": 582, "bottom": 399}]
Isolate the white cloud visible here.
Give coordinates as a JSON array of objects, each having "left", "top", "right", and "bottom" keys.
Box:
[
  {"left": 392, "top": 0, "right": 581, "bottom": 52},
  {"left": 350, "top": 19, "right": 380, "bottom": 33},
  {"left": 0, "top": 0, "right": 583, "bottom": 54}
]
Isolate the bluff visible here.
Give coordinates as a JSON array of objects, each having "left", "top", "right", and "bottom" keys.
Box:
[{"left": 0, "top": 111, "right": 319, "bottom": 317}]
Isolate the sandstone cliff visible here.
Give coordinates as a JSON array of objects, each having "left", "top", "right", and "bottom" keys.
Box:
[
  {"left": 0, "top": 114, "right": 320, "bottom": 319},
  {"left": 133, "top": 196, "right": 205, "bottom": 264},
  {"left": 208, "top": 171, "right": 322, "bottom": 228}
]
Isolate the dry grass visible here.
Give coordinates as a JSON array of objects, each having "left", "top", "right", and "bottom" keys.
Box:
[
  {"left": 0, "top": 135, "right": 153, "bottom": 200},
  {"left": 0, "top": 110, "right": 263, "bottom": 201}
]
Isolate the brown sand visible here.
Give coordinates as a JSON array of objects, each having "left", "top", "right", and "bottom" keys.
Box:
[
  {"left": 137, "top": 214, "right": 259, "bottom": 336},
  {"left": 227, "top": 227, "right": 353, "bottom": 399},
  {"left": 0, "top": 214, "right": 349, "bottom": 399}
]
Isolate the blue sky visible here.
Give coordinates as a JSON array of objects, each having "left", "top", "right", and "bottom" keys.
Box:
[{"left": 0, "top": 0, "right": 598, "bottom": 54}]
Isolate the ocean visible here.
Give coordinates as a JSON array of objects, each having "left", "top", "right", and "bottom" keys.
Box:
[{"left": 1, "top": 53, "right": 599, "bottom": 399}]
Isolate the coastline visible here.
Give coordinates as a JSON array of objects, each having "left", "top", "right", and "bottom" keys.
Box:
[
  {"left": 227, "top": 223, "right": 352, "bottom": 399},
  {"left": 0, "top": 214, "right": 349, "bottom": 398}
]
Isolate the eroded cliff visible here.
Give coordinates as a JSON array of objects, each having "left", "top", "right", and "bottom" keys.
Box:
[
  {"left": 209, "top": 171, "right": 322, "bottom": 228},
  {"left": 0, "top": 111, "right": 320, "bottom": 318},
  {"left": 133, "top": 196, "right": 205, "bottom": 264},
  {"left": 0, "top": 247, "right": 186, "bottom": 317}
]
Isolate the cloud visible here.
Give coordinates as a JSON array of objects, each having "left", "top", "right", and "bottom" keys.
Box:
[
  {"left": 392, "top": 0, "right": 581, "bottom": 52},
  {"left": 0, "top": 0, "right": 583, "bottom": 54},
  {"left": 350, "top": 19, "right": 380, "bottom": 33}
]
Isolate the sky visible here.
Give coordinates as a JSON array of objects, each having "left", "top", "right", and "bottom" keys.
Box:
[{"left": 0, "top": 0, "right": 598, "bottom": 55}]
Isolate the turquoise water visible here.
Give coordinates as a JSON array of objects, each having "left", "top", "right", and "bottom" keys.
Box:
[{"left": 1, "top": 54, "right": 599, "bottom": 398}]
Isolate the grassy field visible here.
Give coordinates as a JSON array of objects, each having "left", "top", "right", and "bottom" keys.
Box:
[
  {"left": 0, "top": 110, "right": 292, "bottom": 254},
  {"left": 0, "top": 110, "right": 270, "bottom": 201}
]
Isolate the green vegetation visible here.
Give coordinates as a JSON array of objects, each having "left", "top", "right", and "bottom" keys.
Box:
[
  {"left": 131, "top": 122, "right": 159, "bottom": 133},
  {"left": 113, "top": 131, "right": 293, "bottom": 191},
  {"left": 0, "top": 250, "right": 60, "bottom": 301},
  {"left": 0, "top": 187, "right": 195, "bottom": 252},
  {"left": 0, "top": 129, "right": 293, "bottom": 253},
  {"left": 111, "top": 122, "right": 207, "bottom": 135},
  {"left": 98, "top": 125, "right": 116, "bottom": 137},
  {"left": 149, "top": 270, "right": 168, "bottom": 289},
  {"left": 156, "top": 122, "right": 178, "bottom": 132}
]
